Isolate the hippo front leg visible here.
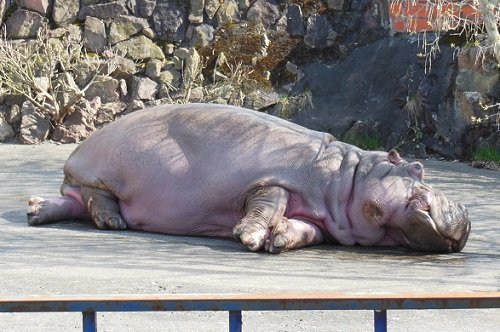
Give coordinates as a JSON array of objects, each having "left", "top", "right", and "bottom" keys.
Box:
[
  {"left": 80, "top": 186, "right": 127, "bottom": 230},
  {"left": 265, "top": 218, "right": 325, "bottom": 254},
  {"left": 233, "top": 186, "right": 289, "bottom": 251}
]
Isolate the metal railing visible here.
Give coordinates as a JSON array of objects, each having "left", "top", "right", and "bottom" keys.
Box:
[{"left": 1, "top": 292, "right": 499, "bottom": 332}]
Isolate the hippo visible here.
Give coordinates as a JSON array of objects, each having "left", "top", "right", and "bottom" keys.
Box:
[{"left": 27, "top": 103, "right": 470, "bottom": 253}]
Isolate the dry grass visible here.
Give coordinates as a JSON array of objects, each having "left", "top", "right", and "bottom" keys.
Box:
[{"left": 0, "top": 24, "right": 117, "bottom": 124}]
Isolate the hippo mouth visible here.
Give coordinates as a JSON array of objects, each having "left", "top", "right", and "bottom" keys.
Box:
[{"left": 403, "top": 191, "right": 471, "bottom": 253}]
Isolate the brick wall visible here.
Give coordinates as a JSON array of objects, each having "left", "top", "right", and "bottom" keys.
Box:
[{"left": 389, "top": 0, "right": 482, "bottom": 32}]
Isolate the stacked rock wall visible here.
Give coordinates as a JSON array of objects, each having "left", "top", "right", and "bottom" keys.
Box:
[
  {"left": 0, "top": 0, "right": 390, "bottom": 144},
  {"left": 0, "top": 0, "right": 498, "bottom": 161}
]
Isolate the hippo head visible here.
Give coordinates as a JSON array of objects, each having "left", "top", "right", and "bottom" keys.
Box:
[{"left": 350, "top": 150, "right": 471, "bottom": 253}]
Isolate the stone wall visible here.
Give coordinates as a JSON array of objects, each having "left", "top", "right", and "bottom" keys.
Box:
[
  {"left": 0, "top": 0, "right": 390, "bottom": 144},
  {"left": 0, "top": 0, "right": 498, "bottom": 161}
]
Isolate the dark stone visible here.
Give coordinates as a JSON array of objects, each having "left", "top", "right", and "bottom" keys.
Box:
[
  {"left": 0, "top": 110, "right": 15, "bottom": 141},
  {"left": 137, "top": 0, "right": 156, "bottom": 17},
  {"left": 19, "top": 102, "right": 51, "bottom": 144},
  {"left": 351, "top": 0, "right": 370, "bottom": 11},
  {"left": 130, "top": 76, "right": 159, "bottom": 101},
  {"left": 189, "top": 23, "right": 214, "bottom": 48},
  {"left": 286, "top": 4, "right": 305, "bottom": 37},
  {"left": 53, "top": 0, "right": 80, "bottom": 26},
  {"left": 330, "top": 0, "right": 389, "bottom": 48},
  {"left": 17, "top": 0, "right": 50, "bottom": 15},
  {"left": 79, "top": 1, "right": 129, "bottom": 20},
  {"left": 95, "top": 102, "right": 127, "bottom": 125},
  {"left": 247, "top": 0, "right": 279, "bottom": 28},
  {"left": 110, "top": 55, "right": 138, "bottom": 79},
  {"left": 152, "top": 1, "right": 188, "bottom": 42},
  {"left": 83, "top": 16, "right": 107, "bottom": 53},
  {"left": 291, "top": 37, "right": 458, "bottom": 158},
  {"left": 5, "top": 9, "right": 48, "bottom": 39},
  {"left": 304, "top": 15, "right": 329, "bottom": 49},
  {"left": 327, "top": 0, "right": 345, "bottom": 11},
  {"left": 84, "top": 77, "right": 120, "bottom": 104},
  {"left": 51, "top": 99, "right": 99, "bottom": 144},
  {"left": 126, "top": 0, "right": 157, "bottom": 17}
]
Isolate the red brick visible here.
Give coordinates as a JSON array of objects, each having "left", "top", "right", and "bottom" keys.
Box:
[
  {"left": 391, "top": 18, "right": 407, "bottom": 32},
  {"left": 408, "top": 18, "right": 432, "bottom": 32},
  {"left": 461, "top": 4, "right": 481, "bottom": 19},
  {"left": 388, "top": 0, "right": 482, "bottom": 32}
]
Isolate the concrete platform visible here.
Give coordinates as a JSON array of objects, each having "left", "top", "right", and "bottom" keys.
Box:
[{"left": 0, "top": 143, "right": 498, "bottom": 331}]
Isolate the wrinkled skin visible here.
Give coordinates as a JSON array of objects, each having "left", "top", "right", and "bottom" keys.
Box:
[{"left": 27, "top": 104, "right": 471, "bottom": 253}]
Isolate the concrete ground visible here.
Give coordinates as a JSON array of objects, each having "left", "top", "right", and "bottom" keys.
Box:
[{"left": 0, "top": 143, "right": 498, "bottom": 331}]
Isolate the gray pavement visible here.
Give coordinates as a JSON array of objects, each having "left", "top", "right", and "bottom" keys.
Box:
[{"left": 0, "top": 142, "right": 499, "bottom": 331}]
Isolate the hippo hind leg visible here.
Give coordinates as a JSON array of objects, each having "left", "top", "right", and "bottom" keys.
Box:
[
  {"left": 28, "top": 185, "right": 90, "bottom": 225},
  {"left": 80, "top": 186, "right": 127, "bottom": 230}
]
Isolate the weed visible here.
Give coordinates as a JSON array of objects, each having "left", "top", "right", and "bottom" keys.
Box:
[
  {"left": 473, "top": 146, "right": 500, "bottom": 162},
  {"left": 0, "top": 24, "right": 117, "bottom": 125},
  {"left": 398, "top": 89, "right": 424, "bottom": 149},
  {"left": 344, "top": 133, "right": 382, "bottom": 151},
  {"left": 203, "top": 23, "right": 300, "bottom": 88}
]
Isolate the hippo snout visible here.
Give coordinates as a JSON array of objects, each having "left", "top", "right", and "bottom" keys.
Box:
[
  {"left": 396, "top": 190, "right": 471, "bottom": 253},
  {"left": 429, "top": 194, "right": 471, "bottom": 253}
]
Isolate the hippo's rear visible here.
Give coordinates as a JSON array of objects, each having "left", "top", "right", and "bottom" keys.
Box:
[{"left": 28, "top": 103, "right": 470, "bottom": 253}]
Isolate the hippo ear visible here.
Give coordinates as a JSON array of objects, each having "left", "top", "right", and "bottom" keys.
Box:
[{"left": 388, "top": 150, "right": 404, "bottom": 165}]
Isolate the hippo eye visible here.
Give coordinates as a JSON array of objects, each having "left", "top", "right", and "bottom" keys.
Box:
[{"left": 409, "top": 162, "right": 425, "bottom": 181}]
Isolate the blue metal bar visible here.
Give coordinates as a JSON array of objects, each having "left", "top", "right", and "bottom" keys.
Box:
[
  {"left": 82, "top": 310, "right": 96, "bottom": 332},
  {"left": 374, "top": 310, "right": 387, "bottom": 332},
  {"left": 1, "top": 292, "right": 499, "bottom": 312},
  {"left": 229, "top": 310, "right": 242, "bottom": 332},
  {"left": 0, "top": 292, "right": 498, "bottom": 332}
]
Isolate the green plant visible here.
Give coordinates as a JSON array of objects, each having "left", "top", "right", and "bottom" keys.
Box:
[
  {"left": 272, "top": 94, "right": 291, "bottom": 118},
  {"left": 473, "top": 146, "right": 500, "bottom": 162},
  {"left": 344, "top": 133, "right": 383, "bottom": 151}
]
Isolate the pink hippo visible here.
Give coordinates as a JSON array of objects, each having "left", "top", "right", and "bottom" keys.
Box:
[{"left": 28, "top": 104, "right": 470, "bottom": 253}]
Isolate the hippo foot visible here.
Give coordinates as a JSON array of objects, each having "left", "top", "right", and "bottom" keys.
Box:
[
  {"left": 265, "top": 218, "right": 292, "bottom": 254},
  {"left": 27, "top": 197, "right": 49, "bottom": 225},
  {"left": 28, "top": 195, "right": 90, "bottom": 225},
  {"left": 92, "top": 211, "right": 127, "bottom": 230},
  {"left": 265, "top": 218, "right": 325, "bottom": 254},
  {"left": 234, "top": 216, "right": 325, "bottom": 253},
  {"left": 232, "top": 220, "right": 270, "bottom": 251}
]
